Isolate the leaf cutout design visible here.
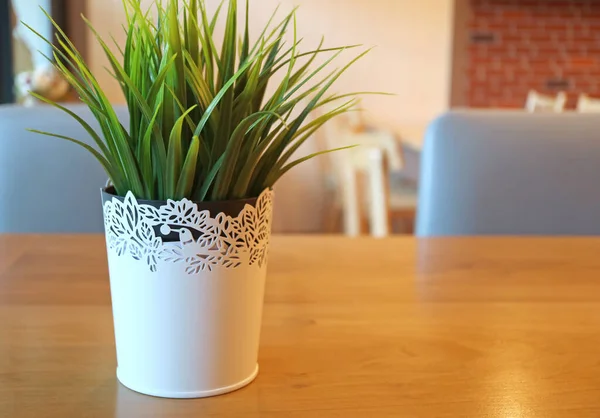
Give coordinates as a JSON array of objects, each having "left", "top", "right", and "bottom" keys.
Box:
[
  {"left": 103, "top": 189, "right": 273, "bottom": 273},
  {"left": 138, "top": 205, "right": 162, "bottom": 226},
  {"left": 159, "top": 199, "right": 204, "bottom": 227},
  {"left": 129, "top": 244, "right": 143, "bottom": 260},
  {"left": 159, "top": 246, "right": 186, "bottom": 263}
]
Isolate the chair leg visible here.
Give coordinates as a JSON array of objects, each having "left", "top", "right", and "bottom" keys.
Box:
[
  {"left": 341, "top": 166, "right": 361, "bottom": 236},
  {"left": 366, "top": 149, "right": 390, "bottom": 237}
]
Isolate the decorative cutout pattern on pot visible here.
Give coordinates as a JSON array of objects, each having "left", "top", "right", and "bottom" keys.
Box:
[{"left": 102, "top": 188, "right": 273, "bottom": 273}]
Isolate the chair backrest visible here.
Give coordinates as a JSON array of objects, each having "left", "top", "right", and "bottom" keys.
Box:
[
  {"left": 525, "top": 90, "right": 567, "bottom": 112},
  {"left": 0, "top": 103, "right": 129, "bottom": 233},
  {"left": 577, "top": 94, "right": 600, "bottom": 113},
  {"left": 417, "top": 110, "right": 600, "bottom": 236}
]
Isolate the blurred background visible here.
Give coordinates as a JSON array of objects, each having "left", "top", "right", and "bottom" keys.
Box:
[{"left": 2, "top": 0, "right": 598, "bottom": 235}]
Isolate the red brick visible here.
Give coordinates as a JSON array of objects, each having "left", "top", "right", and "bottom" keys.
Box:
[
  {"left": 487, "top": 45, "right": 517, "bottom": 57},
  {"left": 468, "top": 44, "right": 489, "bottom": 52},
  {"left": 545, "top": 1, "right": 574, "bottom": 8},
  {"left": 569, "top": 34, "right": 598, "bottom": 43},
  {"left": 497, "top": 57, "right": 522, "bottom": 65},
  {"left": 517, "top": 0, "right": 538, "bottom": 6},
  {"left": 490, "top": 99, "right": 523, "bottom": 108},
  {"left": 573, "top": 22, "right": 590, "bottom": 33},
  {"left": 545, "top": 22, "right": 570, "bottom": 31},
  {"left": 469, "top": 21, "right": 488, "bottom": 30},
  {"left": 530, "top": 70, "right": 558, "bottom": 80},
  {"left": 567, "top": 57, "right": 598, "bottom": 68},
  {"left": 573, "top": 80, "right": 598, "bottom": 90},
  {"left": 502, "top": 10, "right": 528, "bottom": 18},
  {"left": 487, "top": 22, "right": 514, "bottom": 30},
  {"left": 562, "top": 69, "right": 598, "bottom": 79},
  {"left": 469, "top": 79, "right": 494, "bottom": 88},
  {"left": 513, "top": 45, "right": 537, "bottom": 54},
  {"left": 501, "top": 33, "right": 527, "bottom": 42},
  {"left": 516, "top": 19, "right": 545, "bottom": 29},
  {"left": 528, "top": 32, "right": 554, "bottom": 42},
  {"left": 587, "top": 20, "right": 600, "bottom": 29},
  {"left": 586, "top": 47, "right": 600, "bottom": 56},
  {"left": 464, "top": 0, "right": 600, "bottom": 107},
  {"left": 530, "top": 11, "right": 563, "bottom": 19},
  {"left": 470, "top": 56, "right": 496, "bottom": 65},
  {"left": 472, "top": 9, "right": 497, "bottom": 18},
  {"left": 486, "top": 0, "right": 519, "bottom": 6},
  {"left": 537, "top": 45, "right": 562, "bottom": 55},
  {"left": 562, "top": 44, "right": 587, "bottom": 55},
  {"left": 486, "top": 67, "right": 508, "bottom": 76},
  {"left": 527, "top": 56, "right": 554, "bottom": 65}
]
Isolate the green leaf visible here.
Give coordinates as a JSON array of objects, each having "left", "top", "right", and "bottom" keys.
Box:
[
  {"left": 167, "top": 0, "right": 186, "bottom": 107},
  {"left": 193, "top": 48, "right": 266, "bottom": 138},
  {"left": 81, "top": 15, "right": 162, "bottom": 140},
  {"left": 212, "top": 111, "right": 282, "bottom": 200},
  {"left": 274, "top": 101, "right": 359, "bottom": 175},
  {"left": 195, "top": 135, "right": 212, "bottom": 180},
  {"left": 251, "top": 10, "right": 295, "bottom": 109},
  {"left": 252, "top": 49, "right": 372, "bottom": 191},
  {"left": 186, "top": 0, "right": 200, "bottom": 65},
  {"left": 165, "top": 106, "right": 197, "bottom": 198},
  {"left": 240, "top": 0, "right": 250, "bottom": 65},
  {"left": 175, "top": 135, "right": 200, "bottom": 199},
  {"left": 194, "top": 152, "right": 226, "bottom": 201},
  {"left": 25, "top": 1, "right": 378, "bottom": 201},
  {"left": 270, "top": 42, "right": 363, "bottom": 75},
  {"left": 140, "top": 105, "right": 162, "bottom": 198},
  {"left": 29, "top": 93, "right": 111, "bottom": 158},
  {"left": 210, "top": 0, "right": 226, "bottom": 33},
  {"left": 268, "top": 145, "right": 358, "bottom": 187},
  {"left": 198, "top": 0, "right": 223, "bottom": 84},
  {"left": 231, "top": 118, "right": 289, "bottom": 197}
]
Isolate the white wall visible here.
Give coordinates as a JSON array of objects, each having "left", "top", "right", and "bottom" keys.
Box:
[{"left": 85, "top": 0, "right": 454, "bottom": 232}]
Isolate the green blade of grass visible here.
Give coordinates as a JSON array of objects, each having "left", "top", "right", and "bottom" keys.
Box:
[
  {"left": 252, "top": 49, "right": 372, "bottom": 189},
  {"left": 165, "top": 106, "right": 197, "bottom": 198},
  {"left": 266, "top": 145, "right": 357, "bottom": 188},
  {"left": 167, "top": 0, "right": 186, "bottom": 107},
  {"left": 212, "top": 111, "right": 283, "bottom": 200},
  {"left": 175, "top": 135, "right": 200, "bottom": 199},
  {"left": 231, "top": 118, "right": 289, "bottom": 197},
  {"left": 273, "top": 102, "right": 359, "bottom": 175},
  {"left": 194, "top": 152, "right": 226, "bottom": 201},
  {"left": 27, "top": 1, "right": 379, "bottom": 201},
  {"left": 29, "top": 92, "right": 112, "bottom": 159},
  {"left": 192, "top": 48, "right": 266, "bottom": 138},
  {"left": 186, "top": 0, "right": 200, "bottom": 65},
  {"left": 140, "top": 104, "right": 162, "bottom": 198}
]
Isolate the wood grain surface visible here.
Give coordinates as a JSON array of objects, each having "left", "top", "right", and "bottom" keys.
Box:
[{"left": 1, "top": 235, "right": 600, "bottom": 417}]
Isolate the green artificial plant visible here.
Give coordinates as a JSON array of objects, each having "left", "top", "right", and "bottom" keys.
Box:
[{"left": 27, "top": 0, "right": 376, "bottom": 201}]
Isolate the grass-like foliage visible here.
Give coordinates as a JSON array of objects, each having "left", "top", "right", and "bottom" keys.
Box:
[{"left": 27, "top": 0, "right": 375, "bottom": 201}]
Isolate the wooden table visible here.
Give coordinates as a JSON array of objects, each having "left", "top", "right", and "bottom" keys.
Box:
[{"left": 2, "top": 236, "right": 600, "bottom": 417}]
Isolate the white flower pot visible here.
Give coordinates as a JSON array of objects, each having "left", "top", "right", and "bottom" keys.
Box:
[{"left": 101, "top": 188, "right": 273, "bottom": 398}]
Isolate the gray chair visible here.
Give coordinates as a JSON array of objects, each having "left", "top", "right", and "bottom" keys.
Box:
[
  {"left": 417, "top": 110, "right": 600, "bottom": 236},
  {"left": 0, "top": 104, "right": 129, "bottom": 233}
]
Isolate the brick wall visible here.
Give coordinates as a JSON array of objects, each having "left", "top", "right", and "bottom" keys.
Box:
[{"left": 466, "top": 0, "right": 600, "bottom": 108}]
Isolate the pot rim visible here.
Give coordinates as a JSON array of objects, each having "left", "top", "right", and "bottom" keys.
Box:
[{"left": 101, "top": 186, "right": 271, "bottom": 206}]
